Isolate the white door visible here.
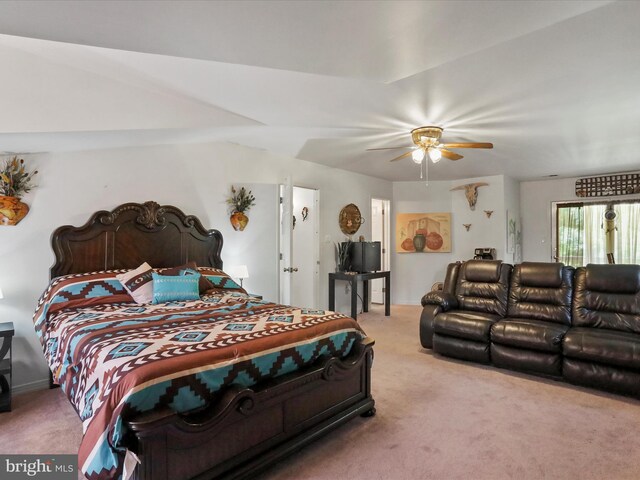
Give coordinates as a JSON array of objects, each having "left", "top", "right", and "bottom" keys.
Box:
[
  {"left": 291, "top": 187, "right": 319, "bottom": 308},
  {"left": 279, "top": 179, "right": 293, "bottom": 305},
  {"left": 279, "top": 183, "right": 319, "bottom": 308},
  {"left": 371, "top": 198, "right": 390, "bottom": 304}
]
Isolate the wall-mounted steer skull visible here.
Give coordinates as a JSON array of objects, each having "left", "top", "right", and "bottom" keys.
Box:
[{"left": 450, "top": 182, "right": 489, "bottom": 211}]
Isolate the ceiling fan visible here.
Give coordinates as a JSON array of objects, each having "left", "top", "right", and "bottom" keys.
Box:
[{"left": 367, "top": 126, "right": 493, "bottom": 164}]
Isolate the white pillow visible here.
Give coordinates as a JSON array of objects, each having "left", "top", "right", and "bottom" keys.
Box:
[{"left": 117, "top": 262, "right": 154, "bottom": 304}]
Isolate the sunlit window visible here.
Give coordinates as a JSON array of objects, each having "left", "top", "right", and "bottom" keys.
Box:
[{"left": 556, "top": 201, "right": 640, "bottom": 267}]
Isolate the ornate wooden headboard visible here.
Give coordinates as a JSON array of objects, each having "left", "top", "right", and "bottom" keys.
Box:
[{"left": 50, "top": 201, "right": 223, "bottom": 278}]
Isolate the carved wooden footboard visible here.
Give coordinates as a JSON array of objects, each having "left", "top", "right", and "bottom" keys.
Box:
[
  {"left": 127, "top": 336, "right": 375, "bottom": 480},
  {"left": 48, "top": 202, "right": 376, "bottom": 479}
]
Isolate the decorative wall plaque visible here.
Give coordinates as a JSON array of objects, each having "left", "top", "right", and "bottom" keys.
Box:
[
  {"left": 339, "top": 203, "right": 364, "bottom": 235},
  {"left": 575, "top": 173, "right": 640, "bottom": 198}
]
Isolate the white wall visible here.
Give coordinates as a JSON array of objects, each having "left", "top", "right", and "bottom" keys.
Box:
[
  {"left": 0, "top": 141, "right": 392, "bottom": 391},
  {"left": 520, "top": 175, "right": 640, "bottom": 262},
  {"left": 391, "top": 175, "right": 519, "bottom": 305}
]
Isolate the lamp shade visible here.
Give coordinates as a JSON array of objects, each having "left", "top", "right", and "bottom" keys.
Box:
[
  {"left": 226, "top": 265, "right": 249, "bottom": 280},
  {"left": 0, "top": 287, "right": 3, "bottom": 300}
]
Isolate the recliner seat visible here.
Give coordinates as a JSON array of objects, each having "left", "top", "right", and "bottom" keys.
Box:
[
  {"left": 491, "top": 262, "right": 574, "bottom": 376},
  {"left": 429, "top": 260, "right": 512, "bottom": 364},
  {"left": 563, "top": 264, "right": 640, "bottom": 397}
]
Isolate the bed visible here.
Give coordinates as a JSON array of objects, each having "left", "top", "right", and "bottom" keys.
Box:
[{"left": 34, "top": 201, "right": 375, "bottom": 480}]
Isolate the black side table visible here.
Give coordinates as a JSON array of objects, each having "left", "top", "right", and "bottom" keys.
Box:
[
  {"left": 328, "top": 271, "right": 391, "bottom": 320},
  {"left": 0, "top": 321, "right": 14, "bottom": 412}
]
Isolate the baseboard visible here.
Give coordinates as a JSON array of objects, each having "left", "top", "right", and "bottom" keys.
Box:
[{"left": 13, "top": 378, "right": 50, "bottom": 394}]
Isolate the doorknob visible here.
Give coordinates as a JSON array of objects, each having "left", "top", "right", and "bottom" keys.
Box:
[{"left": 283, "top": 267, "right": 299, "bottom": 273}]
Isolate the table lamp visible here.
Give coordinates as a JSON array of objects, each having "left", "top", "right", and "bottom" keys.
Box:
[{"left": 226, "top": 265, "right": 249, "bottom": 288}]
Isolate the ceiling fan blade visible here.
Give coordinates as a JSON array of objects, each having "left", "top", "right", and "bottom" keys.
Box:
[
  {"left": 440, "top": 149, "right": 464, "bottom": 161},
  {"left": 389, "top": 150, "right": 414, "bottom": 162},
  {"left": 440, "top": 142, "right": 493, "bottom": 149},
  {"left": 366, "top": 146, "right": 413, "bottom": 151}
]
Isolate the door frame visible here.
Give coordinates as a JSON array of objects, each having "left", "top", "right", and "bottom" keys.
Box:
[
  {"left": 278, "top": 182, "right": 320, "bottom": 308},
  {"left": 370, "top": 197, "right": 391, "bottom": 304}
]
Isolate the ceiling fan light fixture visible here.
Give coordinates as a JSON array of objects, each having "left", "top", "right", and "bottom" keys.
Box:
[
  {"left": 428, "top": 147, "right": 442, "bottom": 163},
  {"left": 411, "top": 148, "right": 425, "bottom": 164}
]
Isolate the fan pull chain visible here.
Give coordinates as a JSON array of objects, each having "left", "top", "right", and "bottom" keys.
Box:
[
  {"left": 420, "top": 158, "right": 424, "bottom": 179},
  {"left": 424, "top": 158, "right": 429, "bottom": 187}
]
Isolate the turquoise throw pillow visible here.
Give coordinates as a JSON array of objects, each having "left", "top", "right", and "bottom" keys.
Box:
[{"left": 151, "top": 270, "right": 201, "bottom": 304}]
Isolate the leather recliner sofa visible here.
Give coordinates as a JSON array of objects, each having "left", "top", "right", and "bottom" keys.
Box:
[
  {"left": 421, "top": 261, "right": 640, "bottom": 398},
  {"left": 430, "top": 260, "right": 512, "bottom": 364}
]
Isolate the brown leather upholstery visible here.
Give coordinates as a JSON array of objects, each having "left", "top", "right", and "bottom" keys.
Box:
[
  {"left": 490, "top": 262, "right": 574, "bottom": 376},
  {"left": 419, "top": 262, "right": 462, "bottom": 349},
  {"left": 431, "top": 260, "right": 512, "bottom": 363},
  {"left": 507, "top": 262, "right": 574, "bottom": 325},
  {"left": 572, "top": 264, "right": 640, "bottom": 333},
  {"left": 564, "top": 264, "right": 640, "bottom": 396},
  {"left": 420, "top": 261, "right": 640, "bottom": 398},
  {"left": 455, "top": 260, "right": 511, "bottom": 317}
]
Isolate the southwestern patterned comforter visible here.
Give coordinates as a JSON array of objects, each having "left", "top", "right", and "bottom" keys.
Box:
[{"left": 33, "top": 270, "right": 364, "bottom": 480}]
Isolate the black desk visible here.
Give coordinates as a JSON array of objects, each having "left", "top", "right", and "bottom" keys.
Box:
[
  {"left": 0, "top": 321, "right": 14, "bottom": 412},
  {"left": 328, "top": 271, "right": 391, "bottom": 320}
]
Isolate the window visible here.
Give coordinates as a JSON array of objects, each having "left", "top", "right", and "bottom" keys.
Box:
[{"left": 556, "top": 200, "right": 640, "bottom": 267}]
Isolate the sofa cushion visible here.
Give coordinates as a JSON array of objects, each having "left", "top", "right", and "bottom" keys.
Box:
[
  {"left": 519, "top": 262, "right": 564, "bottom": 288},
  {"left": 434, "top": 310, "right": 501, "bottom": 342},
  {"left": 563, "top": 327, "right": 640, "bottom": 370},
  {"left": 492, "top": 318, "right": 569, "bottom": 353},
  {"left": 465, "top": 260, "right": 502, "bottom": 283},
  {"left": 572, "top": 267, "right": 640, "bottom": 333},
  {"left": 585, "top": 264, "right": 640, "bottom": 294},
  {"left": 455, "top": 261, "right": 512, "bottom": 317},
  {"left": 507, "top": 263, "right": 574, "bottom": 325}
]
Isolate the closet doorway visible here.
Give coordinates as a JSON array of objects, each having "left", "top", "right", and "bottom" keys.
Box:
[
  {"left": 279, "top": 183, "right": 320, "bottom": 308},
  {"left": 370, "top": 198, "right": 390, "bottom": 304}
]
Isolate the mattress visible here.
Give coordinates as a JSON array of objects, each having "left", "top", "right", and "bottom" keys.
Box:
[{"left": 33, "top": 270, "right": 363, "bottom": 480}]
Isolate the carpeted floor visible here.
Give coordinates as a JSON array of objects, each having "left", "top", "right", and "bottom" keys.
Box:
[{"left": 3, "top": 305, "right": 640, "bottom": 479}]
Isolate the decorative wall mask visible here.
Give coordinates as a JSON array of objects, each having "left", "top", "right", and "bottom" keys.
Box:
[
  {"left": 302, "top": 207, "right": 309, "bottom": 221},
  {"left": 339, "top": 203, "right": 364, "bottom": 235},
  {"left": 450, "top": 182, "right": 489, "bottom": 211},
  {"left": 463, "top": 224, "right": 472, "bottom": 231},
  {"left": 484, "top": 210, "right": 493, "bottom": 218},
  {"left": 293, "top": 215, "right": 297, "bottom": 230}
]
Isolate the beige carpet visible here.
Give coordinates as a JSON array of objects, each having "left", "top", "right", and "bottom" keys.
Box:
[{"left": 3, "top": 305, "right": 640, "bottom": 479}]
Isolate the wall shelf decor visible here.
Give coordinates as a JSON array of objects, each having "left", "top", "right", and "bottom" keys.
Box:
[
  {"left": 575, "top": 173, "right": 640, "bottom": 198},
  {"left": 463, "top": 224, "right": 472, "bottom": 231}
]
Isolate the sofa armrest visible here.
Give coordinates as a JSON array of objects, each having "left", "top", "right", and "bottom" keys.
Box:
[{"left": 421, "top": 291, "right": 458, "bottom": 311}]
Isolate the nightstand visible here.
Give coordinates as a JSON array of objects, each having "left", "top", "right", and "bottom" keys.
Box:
[
  {"left": 248, "top": 293, "right": 263, "bottom": 300},
  {"left": 0, "top": 321, "right": 14, "bottom": 412}
]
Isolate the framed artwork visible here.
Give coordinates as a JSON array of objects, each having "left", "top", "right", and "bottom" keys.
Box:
[{"left": 396, "top": 212, "right": 451, "bottom": 253}]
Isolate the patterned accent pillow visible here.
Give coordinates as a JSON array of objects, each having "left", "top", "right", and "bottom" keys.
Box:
[
  {"left": 195, "top": 267, "right": 247, "bottom": 294},
  {"left": 151, "top": 270, "right": 201, "bottom": 304},
  {"left": 117, "top": 262, "right": 154, "bottom": 304},
  {"left": 157, "top": 261, "right": 215, "bottom": 294},
  {"left": 205, "top": 275, "right": 242, "bottom": 290}
]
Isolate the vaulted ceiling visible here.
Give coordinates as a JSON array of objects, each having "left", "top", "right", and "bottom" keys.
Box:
[{"left": 0, "top": 0, "right": 637, "bottom": 181}]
